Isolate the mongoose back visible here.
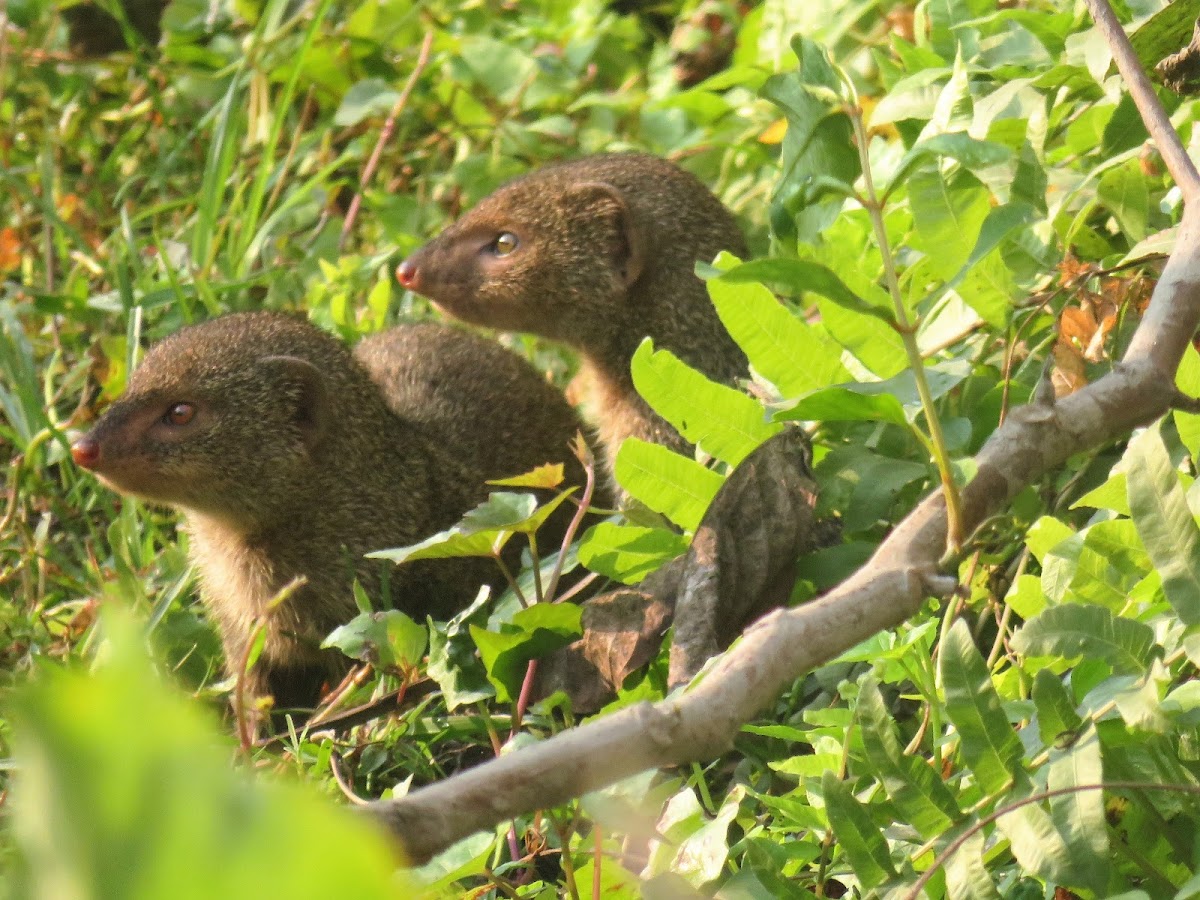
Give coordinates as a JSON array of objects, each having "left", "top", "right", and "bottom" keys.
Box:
[
  {"left": 396, "top": 153, "right": 749, "bottom": 489},
  {"left": 72, "top": 312, "right": 593, "bottom": 712},
  {"left": 356, "top": 323, "right": 592, "bottom": 488}
]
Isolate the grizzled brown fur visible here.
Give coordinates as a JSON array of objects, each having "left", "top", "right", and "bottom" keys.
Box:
[
  {"left": 356, "top": 323, "right": 592, "bottom": 488},
  {"left": 397, "top": 153, "right": 749, "bottom": 489},
  {"left": 74, "top": 312, "right": 591, "bottom": 712}
]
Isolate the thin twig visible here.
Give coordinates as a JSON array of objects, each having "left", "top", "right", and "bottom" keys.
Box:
[
  {"left": 330, "top": 751, "right": 370, "bottom": 805},
  {"left": 544, "top": 435, "right": 597, "bottom": 604},
  {"left": 509, "top": 660, "right": 539, "bottom": 739},
  {"left": 903, "top": 780, "right": 1200, "bottom": 900},
  {"left": 338, "top": 31, "right": 434, "bottom": 250},
  {"left": 256, "top": 679, "right": 435, "bottom": 748},
  {"left": 849, "top": 105, "right": 964, "bottom": 551},
  {"left": 263, "top": 86, "right": 315, "bottom": 222}
]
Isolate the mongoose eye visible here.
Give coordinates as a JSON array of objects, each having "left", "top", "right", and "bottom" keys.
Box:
[
  {"left": 164, "top": 402, "right": 196, "bottom": 426},
  {"left": 490, "top": 232, "right": 519, "bottom": 257}
]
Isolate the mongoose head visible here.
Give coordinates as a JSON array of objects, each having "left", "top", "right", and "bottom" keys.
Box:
[
  {"left": 72, "top": 313, "right": 332, "bottom": 526},
  {"left": 396, "top": 165, "right": 647, "bottom": 346}
]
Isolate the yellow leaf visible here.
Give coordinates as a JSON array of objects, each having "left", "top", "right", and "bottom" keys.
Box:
[
  {"left": 488, "top": 462, "right": 565, "bottom": 489},
  {"left": 759, "top": 118, "right": 788, "bottom": 145}
]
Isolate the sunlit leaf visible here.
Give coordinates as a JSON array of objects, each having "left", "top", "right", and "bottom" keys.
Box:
[
  {"left": 940, "top": 620, "right": 1021, "bottom": 794},
  {"left": 821, "top": 772, "right": 897, "bottom": 890},
  {"left": 577, "top": 522, "right": 689, "bottom": 584},
  {"left": 632, "top": 339, "right": 781, "bottom": 466},
  {"left": 1127, "top": 424, "right": 1200, "bottom": 625},
  {"left": 614, "top": 439, "right": 724, "bottom": 532}
]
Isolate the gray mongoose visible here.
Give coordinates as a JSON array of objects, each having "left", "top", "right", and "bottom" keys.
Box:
[
  {"left": 395, "top": 153, "right": 749, "bottom": 489},
  {"left": 72, "top": 312, "right": 594, "bottom": 713}
]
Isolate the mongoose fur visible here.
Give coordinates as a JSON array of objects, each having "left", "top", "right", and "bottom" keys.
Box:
[
  {"left": 72, "top": 312, "right": 593, "bottom": 712},
  {"left": 396, "top": 153, "right": 749, "bottom": 489}
]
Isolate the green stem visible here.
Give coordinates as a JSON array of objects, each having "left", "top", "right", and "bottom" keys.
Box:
[{"left": 848, "top": 105, "right": 964, "bottom": 552}]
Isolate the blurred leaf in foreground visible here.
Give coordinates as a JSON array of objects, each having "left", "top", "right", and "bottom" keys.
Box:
[{"left": 9, "top": 608, "right": 404, "bottom": 900}]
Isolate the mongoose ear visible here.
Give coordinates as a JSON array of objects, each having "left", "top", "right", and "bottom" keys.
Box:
[
  {"left": 261, "top": 355, "right": 329, "bottom": 450},
  {"left": 565, "top": 181, "right": 646, "bottom": 289}
]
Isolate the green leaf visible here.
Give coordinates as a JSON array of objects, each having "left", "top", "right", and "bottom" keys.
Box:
[
  {"left": 942, "top": 828, "right": 1001, "bottom": 900},
  {"left": 716, "top": 258, "right": 887, "bottom": 324},
  {"left": 816, "top": 293, "right": 908, "bottom": 379},
  {"left": 1064, "top": 520, "right": 1150, "bottom": 611},
  {"left": 11, "top": 608, "right": 402, "bottom": 896},
  {"left": 821, "top": 772, "right": 897, "bottom": 890},
  {"left": 334, "top": 78, "right": 400, "bottom": 127},
  {"left": 426, "top": 593, "right": 494, "bottom": 711},
  {"left": 937, "top": 202, "right": 1034, "bottom": 327},
  {"left": 459, "top": 36, "right": 536, "bottom": 103},
  {"left": 672, "top": 785, "right": 742, "bottom": 887},
  {"left": 470, "top": 603, "right": 583, "bottom": 703},
  {"left": 321, "top": 609, "right": 427, "bottom": 670},
  {"left": 780, "top": 387, "right": 908, "bottom": 426},
  {"left": 1097, "top": 160, "right": 1149, "bottom": 243},
  {"left": 1005, "top": 574, "right": 1047, "bottom": 622},
  {"left": 369, "top": 490, "right": 573, "bottom": 564},
  {"left": 815, "top": 446, "right": 930, "bottom": 533},
  {"left": 1032, "top": 669, "right": 1083, "bottom": 748},
  {"left": 1026, "top": 516, "right": 1075, "bottom": 564},
  {"left": 1175, "top": 344, "right": 1200, "bottom": 458},
  {"left": 1013, "top": 604, "right": 1157, "bottom": 675},
  {"left": 488, "top": 463, "right": 565, "bottom": 489},
  {"left": 856, "top": 677, "right": 960, "bottom": 839},
  {"left": 910, "top": 171, "right": 992, "bottom": 284},
  {"left": 886, "top": 132, "right": 1014, "bottom": 197},
  {"left": 763, "top": 37, "right": 859, "bottom": 245},
  {"left": 940, "top": 620, "right": 1022, "bottom": 794},
  {"left": 614, "top": 439, "right": 724, "bottom": 532},
  {"left": 781, "top": 361, "right": 970, "bottom": 425},
  {"left": 1127, "top": 424, "right": 1200, "bottom": 625},
  {"left": 708, "top": 272, "right": 850, "bottom": 397},
  {"left": 1071, "top": 471, "right": 1130, "bottom": 516},
  {"left": 1047, "top": 725, "right": 1109, "bottom": 894},
  {"left": 631, "top": 339, "right": 781, "bottom": 466},
  {"left": 577, "top": 522, "right": 689, "bottom": 584},
  {"left": 995, "top": 788, "right": 1082, "bottom": 894},
  {"left": 1130, "top": 0, "right": 1200, "bottom": 73}
]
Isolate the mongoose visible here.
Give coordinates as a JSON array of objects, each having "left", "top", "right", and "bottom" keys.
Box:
[
  {"left": 72, "top": 312, "right": 593, "bottom": 713},
  {"left": 395, "top": 153, "right": 749, "bottom": 489}
]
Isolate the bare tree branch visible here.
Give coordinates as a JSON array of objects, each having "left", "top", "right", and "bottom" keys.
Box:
[{"left": 366, "top": 1, "right": 1200, "bottom": 866}]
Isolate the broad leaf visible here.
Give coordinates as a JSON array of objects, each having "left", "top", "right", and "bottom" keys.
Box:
[
  {"left": 1014, "top": 604, "right": 1157, "bottom": 676},
  {"left": 940, "top": 620, "right": 1022, "bottom": 794},
  {"left": 856, "top": 677, "right": 960, "bottom": 839},
  {"left": 763, "top": 36, "right": 859, "bottom": 245},
  {"left": 708, "top": 270, "right": 850, "bottom": 397},
  {"left": 821, "top": 772, "right": 897, "bottom": 890},
  {"left": 471, "top": 603, "right": 583, "bottom": 703},
  {"left": 1047, "top": 725, "right": 1109, "bottom": 894},
  {"left": 614, "top": 439, "right": 724, "bottom": 532},
  {"left": 631, "top": 339, "right": 781, "bottom": 466},
  {"left": 577, "top": 522, "right": 689, "bottom": 584},
  {"left": 1127, "top": 425, "right": 1200, "bottom": 625},
  {"left": 1032, "top": 669, "right": 1083, "bottom": 747}
]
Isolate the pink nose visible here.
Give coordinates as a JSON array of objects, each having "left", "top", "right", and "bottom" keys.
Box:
[
  {"left": 396, "top": 259, "right": 420, "bottom": 290},
  {"left": 72, "top": 436, "right": 101, "bottom": 469}
]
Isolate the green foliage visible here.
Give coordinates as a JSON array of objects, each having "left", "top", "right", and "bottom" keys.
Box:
[
  {"left": 8, "top": 608, "right": 403, "bottom": 897},
  {"left": 7, "top": 0, "right": 1200, "bottom": 895}
]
